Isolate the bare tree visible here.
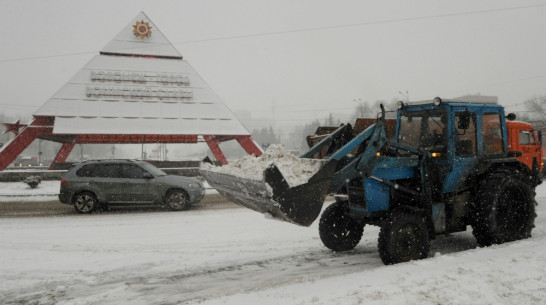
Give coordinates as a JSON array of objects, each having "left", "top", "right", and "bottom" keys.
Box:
[{"left": 524, "top": 96, "right": 546, "bottom": 121}]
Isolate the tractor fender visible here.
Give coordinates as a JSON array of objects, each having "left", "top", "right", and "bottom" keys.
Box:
[
  {"left": 477, "top": 160, "right": 530, "bottom": 184},
  {"left": 385, "top": 205, "right": 436, "bottom": 240}
]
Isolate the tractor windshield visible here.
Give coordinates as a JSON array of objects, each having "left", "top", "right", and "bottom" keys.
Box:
[{"left": 398, "top": 109, "right": 447, "bottom": 150}]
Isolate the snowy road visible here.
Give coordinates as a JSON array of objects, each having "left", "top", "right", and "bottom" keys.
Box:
[{"left": 1, "top": 186, "right": 546, "bottom": 304}]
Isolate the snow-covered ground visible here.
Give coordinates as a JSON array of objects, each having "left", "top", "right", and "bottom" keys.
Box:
[
  {"left": 0, "top": 180, "right": 60, "bottom": 201},
  {"left": 1, "top": 182, "right": 545, "bottom": 304}
]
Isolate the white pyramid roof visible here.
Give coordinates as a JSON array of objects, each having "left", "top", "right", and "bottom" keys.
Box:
[
  {"left": 34, "top": 12, "right": 249, "bottom": 136},
  {"left": 101, "top": 12, "right": 182, "bottom": 59}
]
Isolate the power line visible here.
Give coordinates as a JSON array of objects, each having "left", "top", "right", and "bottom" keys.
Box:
[
  {"left": 1, "top": 3, "right": 545, "bottom": 64},
  {"left": 171, "top": 3, "right": 546, "bottom": 45}
]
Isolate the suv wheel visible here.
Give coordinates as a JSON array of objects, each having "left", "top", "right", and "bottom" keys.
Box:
[
  {"left": 165, "top": 189, "right": 190, "bottom": 211},
  {"left": 73, "top": 192, "right": 98, "bottom": 214}
]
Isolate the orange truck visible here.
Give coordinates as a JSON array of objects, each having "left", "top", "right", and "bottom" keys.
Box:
[{"left": 506, "top": 120, "right": 543, "bottom": 176}]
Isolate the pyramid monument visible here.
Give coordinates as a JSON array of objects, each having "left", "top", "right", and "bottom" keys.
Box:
[{"left": 0, "top": 12, "right": 262, "bottom": 170}]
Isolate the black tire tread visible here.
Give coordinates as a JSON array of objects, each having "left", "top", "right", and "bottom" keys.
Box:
[
  {"left": 378, "top": 210, "right": 430, "bottom": 265},
  {"left": 472, "top": 170, "right": 536, "bottom": 247},
  {"left": 319, "top": 202, "right": 364, "bottom": 252}
]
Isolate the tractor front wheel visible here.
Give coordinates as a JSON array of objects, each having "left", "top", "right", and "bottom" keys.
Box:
[
  {"left": 378, "top": 211, "right": 430, "bottom": 265},
  {"left": 319, "top": 201, "right": 364, "bottom": 252}
]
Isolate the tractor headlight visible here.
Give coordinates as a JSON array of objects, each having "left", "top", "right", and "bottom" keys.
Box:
[
  {"left": 433, "top": 97, "right": 442, "bottom": 106},
  {"left": 397, "top": 101, "right": 405, "bottom": 109}
]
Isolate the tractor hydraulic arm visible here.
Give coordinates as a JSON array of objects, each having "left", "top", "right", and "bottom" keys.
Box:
[{"left": 326, "top": 119, "right": 388, "bottom": 192}]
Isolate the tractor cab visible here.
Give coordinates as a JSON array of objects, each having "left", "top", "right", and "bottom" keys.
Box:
[{"left": 395, "top": 98, "right": 512, "bottom": 195}]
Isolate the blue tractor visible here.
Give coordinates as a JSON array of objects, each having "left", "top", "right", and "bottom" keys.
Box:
[{"left": 201, "top": 97, "right": 537, "bottom": 265}]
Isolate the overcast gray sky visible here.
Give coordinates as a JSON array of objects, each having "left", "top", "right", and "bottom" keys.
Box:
[{"left": 1, "top": 0, "right": 545, "bottom": 130}]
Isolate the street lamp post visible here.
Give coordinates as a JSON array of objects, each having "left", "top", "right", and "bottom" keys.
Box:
[
  {"left": 398, "top": 91, "right": 409, "bottom": 102},
  {"left": 353, "top": 98, "right": 365, "bottom": 118}
]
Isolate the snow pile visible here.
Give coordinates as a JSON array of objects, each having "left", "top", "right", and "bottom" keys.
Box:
[{"left": 201, "top": 144, "right": 323, "bottom": 187}]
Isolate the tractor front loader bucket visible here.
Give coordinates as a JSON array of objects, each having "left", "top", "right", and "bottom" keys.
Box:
[{"left": 201, "top": 160, "right": 338, "bottom": 226}]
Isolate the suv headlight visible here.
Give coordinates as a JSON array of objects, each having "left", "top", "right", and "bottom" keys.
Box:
[{"left": 187, "top": 183, "right": 201, "bottom": 189}]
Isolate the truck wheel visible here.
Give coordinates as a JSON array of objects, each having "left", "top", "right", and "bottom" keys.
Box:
[
  {"left": 378, "top": 211, "right": 430, "bottom": 265},
  {"left": 472, "top": 173, "right": 535, "bottom": 247},
  {"left": 73, "top": 191, "right": 98, "bottom": 214},
  {"left": 165, "top": 189, "right": 191, "bottom": 211},
  {"left": 319, "top": 201, "right": 364, "bottom": 252}
]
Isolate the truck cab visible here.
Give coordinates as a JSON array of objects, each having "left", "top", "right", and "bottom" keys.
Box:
[{"left": 506, "top": 120, "right": 543, "bottom": 176}]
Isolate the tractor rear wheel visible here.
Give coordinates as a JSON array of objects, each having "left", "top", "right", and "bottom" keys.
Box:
[
  {"left": 472, "top": 172, "right": 535, "bottom": 247},
  {"left": 378, "top": 211, "right": 430, "bottom": 265},
  {"left": 319, "top": 201, "right": 364, "bottom": 252}
]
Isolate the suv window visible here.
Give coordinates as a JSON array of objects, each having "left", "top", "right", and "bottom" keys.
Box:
[
  {"left": 120, "top": 164, "right": 148, "bottom": 179},
  {"left": 76, "top": 164, "right": 98, "bottom": 177},
  {"left": 139, "top": 162, "right": 167, "bottom": 176},
  {"left": 76, "top": 163, "right": 122, "bottom": 178},
  {"left": 95, "top": 164, "right": 121, "bottom": 178}
]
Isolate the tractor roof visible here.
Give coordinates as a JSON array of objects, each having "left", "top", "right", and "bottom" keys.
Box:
[{"left": 405, "top": 95, "right": 498, "bottom": 106}]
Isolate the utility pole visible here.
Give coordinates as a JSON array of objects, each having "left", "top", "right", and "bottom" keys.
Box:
[
  {"left": 79, "top": 144, "right": 83, "bottom": 161},
  {"left": 38, "top": 139, "right": 43, "bottom": 165}
]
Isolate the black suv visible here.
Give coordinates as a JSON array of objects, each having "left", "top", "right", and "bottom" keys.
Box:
[{"left": 59, "top": 160, "right": 205, "bottom": 213}]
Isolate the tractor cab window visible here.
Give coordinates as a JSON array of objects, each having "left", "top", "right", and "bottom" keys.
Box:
[
  {"left": 398, "top": 109, "right": 447, "bottom": 151},
  {"left": 455, "top": 111, "right": 477, "bottom": 157},
  {"left": 482, "top": 113, "right": 504, "bottom": 155}
]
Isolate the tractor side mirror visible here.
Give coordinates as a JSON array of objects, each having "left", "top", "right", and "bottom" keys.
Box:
[
  {"left": 457, "top": 111, "right": 471, "bottom": 130},
  {"left": 506, "top": 113, "right": 516, "bottom": 121}
]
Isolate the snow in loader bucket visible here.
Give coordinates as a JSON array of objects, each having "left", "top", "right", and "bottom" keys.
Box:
[{"left": 200, "top": 145, "right": 338, "bottom": 226}]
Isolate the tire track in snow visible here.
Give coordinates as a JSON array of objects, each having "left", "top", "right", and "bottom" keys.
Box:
[
  {"left": 5, "top": 234, "right": 481, "bottom": 305},
  {"left": 106, "top": 247, "right": 382, "bottom": 304},
  {"left": 3, "top": 247, "right": 380, "bottom": 305}
]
